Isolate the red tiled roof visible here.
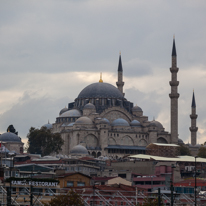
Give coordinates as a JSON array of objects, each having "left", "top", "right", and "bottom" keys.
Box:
[
  {"left": 135, "top": 184, "right": 166, "bottom": 189},
  {"left": 92, "top": 176, "right": 116, "bottom": 181},
  {"left": 133, "top": 177, "right": 165, "bottom": 181},
  {"left": 79, "top": 157, "right": 96, "bottom": 161},
  {"left": 174, "top": 178, "right": 206, "bottom": 187},
  {"left": 57, "top": 172, "right": 92, "bottom": 179}
]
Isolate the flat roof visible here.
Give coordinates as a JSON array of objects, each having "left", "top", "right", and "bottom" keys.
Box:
[
  {"left": 105, "top": 145, "right": 146, "bottom": 150},
  {"left": 129, "top": 154, "right": 206, "bottom": 163},
  {"left": 149, "top": 143, "right": 179, "bottom": 147}
]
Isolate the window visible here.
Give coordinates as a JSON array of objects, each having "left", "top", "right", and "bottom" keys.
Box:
[
  {"left": 67, "top": 181, "right": 74, "bottom": 187},
  {"left": 121, "top": 202, "right": 123, "bottom": 206},
  {"left": 77, "top": 182, "right": 85, "bottom": 186},
  {"left": 71, "top": 167, "right": 74, "bottom": 171}
]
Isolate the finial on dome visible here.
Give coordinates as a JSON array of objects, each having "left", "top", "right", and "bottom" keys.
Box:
[{"left": 99, "top": 72, "right": 103, "bottom": 83}]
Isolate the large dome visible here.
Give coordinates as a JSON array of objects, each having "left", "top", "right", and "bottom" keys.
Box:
[
  {"left": 0, "top": 132, "right": 21, "bottom": 142},
  {"left": 77, "top": 82, "right": 124, "bottom": 99}
]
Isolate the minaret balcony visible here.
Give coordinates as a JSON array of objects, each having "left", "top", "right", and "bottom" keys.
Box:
[
  {"left": 190, "top": 114, "right": 198, "bottom": 119},
  {"left": 116, "top": 82, "right": 124, "bottom": 87},
  {"left": 169, "top": 93, "right": 180, "bottom": 99},
  {"left": 169, "top": 81, "right": 179, "bottom": 86},
  {"left": 170, "top": 67, "right": 179, "bottom": 73},
  {"left": 189, "top": 126, "right": 198, "bottom": 132}
]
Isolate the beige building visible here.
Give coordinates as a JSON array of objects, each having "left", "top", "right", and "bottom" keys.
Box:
[{"left": 50, "top": 39, "right": 198, "bottom": 158}]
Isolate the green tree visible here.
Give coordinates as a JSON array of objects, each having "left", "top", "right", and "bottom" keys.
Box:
[
  {"left": 197, "top": 147, "right": 206, "bottom": 158},
  {"left": 27, "top": 126, "right": 64, "bottom": 156},
  {"left": 7, "top": 125, "right": 18, "bottom": 135},
  {"left": 178, "top": 144, "right": 191, "bottom": 156},
  {"left": 141, "top": 197, "right": 164, "bottom": 206},
  {"left": 43, "top": 190, "right": 84, "bottom": 206}
]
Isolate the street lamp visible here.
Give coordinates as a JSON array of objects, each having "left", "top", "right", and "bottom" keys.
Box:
[{"left": 171, "top": 163, "right": 176, "bottom": 206}]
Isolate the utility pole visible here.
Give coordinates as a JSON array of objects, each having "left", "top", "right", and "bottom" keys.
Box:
[
  {"left": 171, "top": 164, "right": 176, "bottom": 206},
  {"left": 158, "top": 188, "right": 161, "bottom": 206}
]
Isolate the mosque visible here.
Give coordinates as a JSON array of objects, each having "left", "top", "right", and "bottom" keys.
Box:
[{"left": 49, "top": 39, "right": 199, "bottom": 158}]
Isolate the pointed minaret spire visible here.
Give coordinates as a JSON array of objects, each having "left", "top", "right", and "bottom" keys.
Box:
[
  {"left": 172, "top": 36, "right": 177, "bottom": 56},
  {"left": 169, "top": 36, "right": 179, "bottom": 144},
  {"left": 116, "top": 52, "right": 125, "bottom": 96},
  {"left": 190, "top": 90, "right": 198, "bottom": 146},
  {"left": 192, "top": 90, "right": 196, "bottom": 108},
  {"left": 118, "top": 52, "right": 123, "bottom": 71}
]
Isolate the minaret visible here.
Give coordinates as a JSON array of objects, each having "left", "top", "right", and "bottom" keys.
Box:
[
  {"left": 190, "top": 91, "right": 198, "bottom": 146},
  {"left": 116, "top": 52, "right": 125, "bottom": 96},
  {"left": 169, "top": 37, "right": 179, "bottom": 144}
]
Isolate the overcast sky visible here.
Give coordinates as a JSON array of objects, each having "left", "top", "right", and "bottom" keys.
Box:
[{"left": 0, "top": 0, "right": 206, "bottom": 145}]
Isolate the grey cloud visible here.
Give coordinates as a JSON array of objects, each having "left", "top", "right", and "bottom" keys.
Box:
[
  {"left": 124, "top": 58, "right": 153, "bottom": 77},
  {"left": 0, "top": 91, "right": 72, "bottom": 141},
  {"left": 0, "top": 0, "right": 206, "bottom": 145}
]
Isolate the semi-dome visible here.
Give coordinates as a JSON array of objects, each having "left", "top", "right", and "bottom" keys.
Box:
[
  {"left": 132, "top": 106, "right": 142, "bottom": 112},
  {"left": 68, "top": 122, "right": 75, "bottom": 127},
  {"left": 70, "top": 144, "right": 88, "bottom": 154},
  {"left": 0, "top": 132, "right": 21, "bottom": 142},
  {"left": 112, "top": 118, "right": 130, "bottom": 127},
  {"left": 99, "top": 118, "right": 110, "bottom": 124},
  {"left": 84, "top": 103, "right": 95, "bottom": 110},
  {"left": 130, "top": 120, "right": 141, "bottom": 126},
  {"left": 42, "top": 121, "right": 52, "bottom": 129},
  {"left": 77, "top": 82, "right": 124, "bottom": 99},
  {"left": 59, "top": 107, "right": 68, "bottom": 116},
  {"left": 75, "top": 116, "right": 93, "bottom": 125},
  {"left": 60, "top": 109, "right": 81, "bottom": 117},
  {"left": 149, "top": 120, "right": 163, "bottom": 129},
  {"left": 178, "top": 138, "right": 184, "bottom": 144}
]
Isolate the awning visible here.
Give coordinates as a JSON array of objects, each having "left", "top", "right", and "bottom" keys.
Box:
[{"left": 105, "top": 145, "right": 146, "bottom": 150}]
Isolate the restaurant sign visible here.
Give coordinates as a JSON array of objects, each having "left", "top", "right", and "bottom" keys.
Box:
[{"left": 11, "top": 180, "right": 58, "bottom": 187}]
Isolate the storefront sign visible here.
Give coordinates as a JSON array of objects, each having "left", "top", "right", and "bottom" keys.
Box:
[{"left": 11, "top": 180, "right": 58, "bottom": 187}]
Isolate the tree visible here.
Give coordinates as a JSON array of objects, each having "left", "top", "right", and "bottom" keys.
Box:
[
  {"left": 27, "top": 126, "right": 64, "bottom": 156},
  {"left": 140, "top": 197, "right": 164, "bottom": 206},
  {"left": 197, "top": 146, "right": 206, "bottom": 158},
  {"left": 178, "top": 144, "right": 191, "bottom": 156},
  {"left": 7, "top": 125, "right": 18, "bottom": 135},
  {"left": 43, "top": 190, "right": 84, "bottom": 206}
]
